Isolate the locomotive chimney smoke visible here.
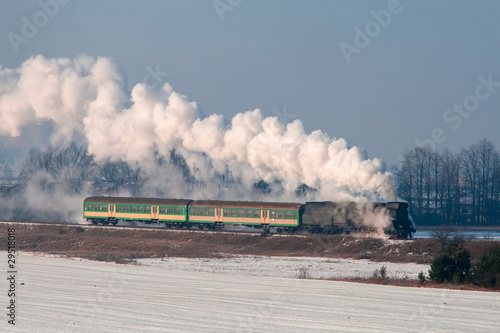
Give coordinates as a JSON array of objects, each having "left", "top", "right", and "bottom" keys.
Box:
[{"left": 0, "top": 55, "right": 395, "bottom": 202}]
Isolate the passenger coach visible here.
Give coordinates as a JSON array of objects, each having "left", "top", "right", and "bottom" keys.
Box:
[
  {"left": 188, "top": 200, "right": 301, "bottom": 231},
  {"left": 83, "top": 197, "right": 191, "bottom": 225}
]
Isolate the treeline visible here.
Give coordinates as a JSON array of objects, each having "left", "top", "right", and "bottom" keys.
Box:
[
  {"left": 394, "top": 139, "right": 500, "bottom": 225},
  {"left": 1, "top": 143, "right": 315, "bottom": 202},
  {"left": 16, "top": 143, "right": 144, "bottom": 196}
]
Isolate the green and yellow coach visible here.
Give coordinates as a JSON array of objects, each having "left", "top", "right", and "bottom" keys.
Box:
[
  {"left": 83, "top": 196, "right": 191, "bottom": 225},
  {"left": 188, "top": 200, "right": 302, "bottom": 231}
]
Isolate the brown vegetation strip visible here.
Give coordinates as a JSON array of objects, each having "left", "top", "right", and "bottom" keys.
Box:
[{"left": 1, "top": 224, "right": 499, "bottom": 266}]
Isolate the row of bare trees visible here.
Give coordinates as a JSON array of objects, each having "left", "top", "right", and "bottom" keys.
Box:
[
  {"left": 394, "top": 139, "right": 500, "bottom": 225},
  {"left": 18, "top": 143, "right": 143, "bottom": 196}
]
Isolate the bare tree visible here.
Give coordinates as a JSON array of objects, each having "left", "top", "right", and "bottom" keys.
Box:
[
  {"left": 0, "top": 144, "right": 17, "bottom": 185},
  {"left": 461, "top": 139, "right": 499, "bottom": 224},
  {"left": 20, "top": 143, "right": 97, "bottom": 194},
  {"left": 394, "top": 150, "right": 414, "bottom": 216},
  {"left": 395, "top": 141, "right": 499, "bottom": 225},
  {"left": 96, "top": 159, "right": 143, "bottom": 195},
  {"left": 438, "top": 149, "right": 461, "bottom": 223}
]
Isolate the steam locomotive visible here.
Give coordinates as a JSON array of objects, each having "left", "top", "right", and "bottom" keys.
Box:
[{"left": 83, "top": 197, "right": 416, "bottom": 239}]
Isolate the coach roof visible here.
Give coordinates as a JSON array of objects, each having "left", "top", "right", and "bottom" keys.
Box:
[
  {"left": 190, "top": 200, "right": 302, "bottom": 210},
  {"left": 84, "top": 196, "right": 192, "bottom": 206}
]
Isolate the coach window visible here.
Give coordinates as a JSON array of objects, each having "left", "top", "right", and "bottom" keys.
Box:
[
  {"left": 174, "top": 207, "right": 180, "bottom": 215},
  {"left": 231, "top": 209, "right": 237, "bottom": 217},
  {"left": 223, "top": 209, "right": 229, "bottom": 217},
  {"left": 246, "top": 210, "right": 252, "bottom": 218},
  {"left": 193, "top": 208, "right": 199, "bottom": 215},
  {"left": 254, "top": 210, "right": 260, "bottom": 218},
  {"left": 138, "top": 206, "right": 144, "bottom": 213},
  {"left": 131, "top": 206, "right": 136, "bottom": 213},
  {"left": 166, "top": 207, "right": 172, "bottom": 214},
  {"left": 160, "top": 207, "right": 166, "bottom": 214},
  {"left": 270, "top": 211, "right": 276, "bottom": 219},
  {"left": 285, "top": 211, "right": 292, "bottom": 219},
  {"left": 123, "top": 205, "right": 129, "bottom": 213},
  {"left": 238, "top": 209, "right": 244, "bottom": 217},
  {"left": 208, "top": 209, "right": 214, "bottom": 216},
  {"left": 145, "top": 206, "right": 151, "bottom": 214},
  {"left": 88, "top": 204, "right": 93, "bottom": 211},
  {"left": 117, "top": 205, "right": 123, "bottom": 212}
]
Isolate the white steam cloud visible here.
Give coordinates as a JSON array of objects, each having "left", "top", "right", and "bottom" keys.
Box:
[{"left": 0, "top": 55, "right": 395, "bottom": 202}]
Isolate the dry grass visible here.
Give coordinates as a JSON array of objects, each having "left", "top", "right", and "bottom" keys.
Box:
[{"left": 328, "top": 276, "right": 495, "bottom": 291}]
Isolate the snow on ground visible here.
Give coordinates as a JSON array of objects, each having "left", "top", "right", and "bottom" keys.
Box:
[
  {"left": 136, "top": 255, "right": 430, "bottom": 280},
  {"left": 1, "top": 252, "right": 499, "bottom": 333}
]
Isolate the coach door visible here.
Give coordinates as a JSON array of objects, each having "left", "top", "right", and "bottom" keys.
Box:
[
  {"left": 215, "top": 208, "right": 223, "bottom": 222},
  {"left": 109, "top": 204, "right": 116, "bottom": 218},
  {"left": 152, "top": 206, "right": 159, "bottom": 220},
  {"left": 261, "top": 210, "right": 269, "bottom": 224}
]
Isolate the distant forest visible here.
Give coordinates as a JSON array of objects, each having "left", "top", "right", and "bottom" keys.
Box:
[
  {"left": 394, "top": 139, "right": 500, "bottom": 226},
  {"left": 1, "top": 139, "right": 499, "bottom": 226}
]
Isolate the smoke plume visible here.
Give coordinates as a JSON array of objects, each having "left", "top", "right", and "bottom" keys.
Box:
[{"left": 0, "top": 55, "right": 395, "bottom": 203}]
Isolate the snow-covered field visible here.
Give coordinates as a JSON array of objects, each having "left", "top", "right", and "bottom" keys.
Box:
[
  {"left": 1, "top": 252, "right": 499, "bottom": 332},
  {"left": 136, "top": 255, "right": 430, "bottom": 280}
]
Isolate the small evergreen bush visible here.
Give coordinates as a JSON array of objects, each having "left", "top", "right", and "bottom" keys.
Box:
[
  {"left": 417, "top": 271, "right": 426, "bottom": 283},
  {"left": 471, "top": 246, "right": 500, "bottom": 289},
  {"left": 428, "top": 242, "right": 471, "bottom": 283}
]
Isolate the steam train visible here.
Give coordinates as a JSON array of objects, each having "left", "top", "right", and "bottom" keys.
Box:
[{"left": 83, "top": 197, "right": 416, "bottom": 239}]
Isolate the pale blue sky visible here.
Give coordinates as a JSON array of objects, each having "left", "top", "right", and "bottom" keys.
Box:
[{"left": 1, "top": 0, "right": 499, "bottom": 165}]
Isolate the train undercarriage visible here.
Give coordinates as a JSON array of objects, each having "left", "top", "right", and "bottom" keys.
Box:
[{"left": 86, "top": 217, "right": 414, "bottom": 239}]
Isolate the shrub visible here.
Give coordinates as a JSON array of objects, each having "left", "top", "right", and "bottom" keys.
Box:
[
  {"left": 418, "top": 271, "right": 426, "bottom": 283},
  {"left": 428, "top": 242, "right": 471, "bottom": 283},
  {"left": 471, "top": 246, "right": 500, "bottom": 289},
  {"left": 372, "top": 265, "right": 389, "bottom": 281},
  {"left": 431, "top": 226, "right": 454, "bottom": 249},
  {"left": 298, "top": 267, "right": 310, "bottom": 279},
  {"left": 379, "top": 265, "right": 388, "bottom": 280}
]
